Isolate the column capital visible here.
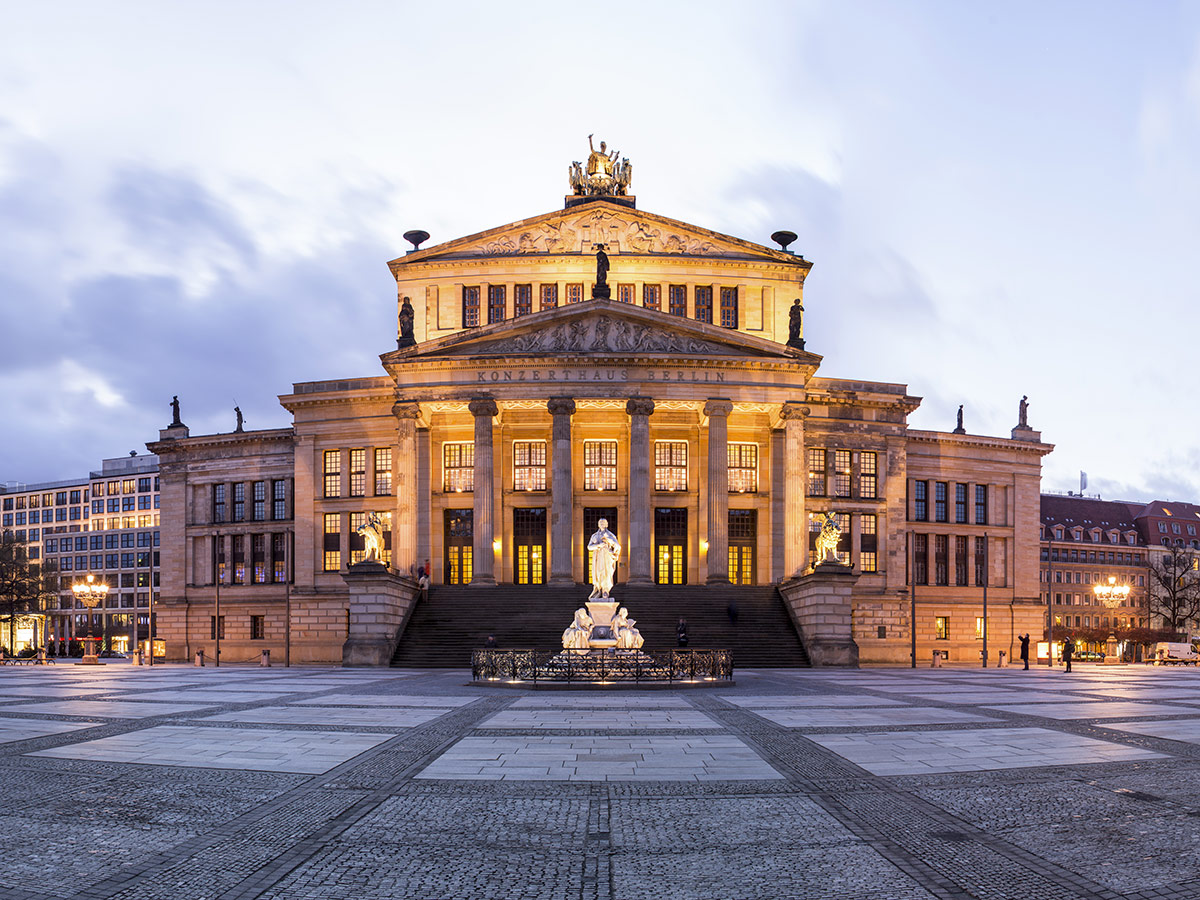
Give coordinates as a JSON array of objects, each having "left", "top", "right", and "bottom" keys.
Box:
[
  {"left": 626, "top": 397, "right": 655, "bottom": 418},
  {"left": 547, "top": 397, "right": 577, "bottom": 417},
  {"left": 392, "top": 400, "right": 421, "bottom": 420},
  {"left": 780, "top": 402, "right": 810, "bottom": 421},
  {"left": 468, "top": 397, "right": 499, "bottom": 418},
  {"left": 703, "top": 399, "right": 734, "bottom": 418}
]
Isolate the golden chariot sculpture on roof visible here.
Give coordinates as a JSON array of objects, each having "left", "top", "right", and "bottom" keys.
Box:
[{"left": 570, "top": 134, "right": 633, "bottom": 197}]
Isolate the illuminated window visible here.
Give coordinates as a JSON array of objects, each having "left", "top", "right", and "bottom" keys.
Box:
[
  {"left": 349, "top": 512, "right": 367, "bottom": 565},
  {"left": 513, "top": 441, "right": 547, "bottom": 491},
  {"left": 374, "top": 449, "right": 392, "bottom": 496},
  {"left": 566, "top": 283, "right": 583, "bottom": 304},
  {"left": 695, "top": 286, "right": 713, "bottom": 324},
  {"left": 272, "top": 533, "right": 287, "bottom": 582},
  {"left": 251, "top": 533, "right": 266, "bottom": 583},
  {"left": 349, "top": 449, "right": 366, "bottom": 497},
  {"left": 488, "top": 285, "right": 506, "bottom": 324},
  {"left": 442, "top": 443, "right": 475, "bottom": 493},
  {"left": 935, "top": 616, "right": 949, "bottom": 640},
  {"left": 540, "top": 284, "right": 558, "bottom": 310},
  {"left": 514, "top": 284, "right": 533, "bottom": 317},
  {"left": 323, "top": 513, "right": 340, "bottom": 572},
  {"left": 618, "top": 283, "right": 635, "bottom": 304},
  {"left": 643, "top": 284, "right": 661, "bottom": 310},
  {"left": 231, "top": 534, "right": 245, "bottom": 584},
  {"left": 728, "top": 443, "right": 758, "bottom": 493},
  {"left": 807, "top": 449, "right": 826, "bottom": 496},
  {"left": 584, "top": 441, "right": 618, "bottom": 491},
  {"left": 860, "top": 514, "right": 877, "bottom": 573},
  {"left": 323, "top": 450, "right": 341, "bottom": 498},
  {"left": 719, "top": 287, "right": 738, "bottom": 328},
  {"left": 859, "top": 452, "right": 877, "bottom": 499},
  {"left": 654, "top": 441, "right": 688, "bottom": 491},
  {"left": 834, "top": 450, "right": 851, "bottom": 497},
  {"left": 668, "top": 284, "right": 686, "bottom": 317},
  {"left": 462, "top": 286, "right": 480, "bottom": 327}
]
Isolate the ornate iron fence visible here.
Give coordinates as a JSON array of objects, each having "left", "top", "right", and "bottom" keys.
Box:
[{"left": 471, "top": 648, "right": 733, "bottom": 684}]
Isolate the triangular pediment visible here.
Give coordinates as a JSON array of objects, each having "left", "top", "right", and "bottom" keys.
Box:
[
  {"left": 388, "top": 199, "right": 809, "bottom": 270},
  {"left": 382, "top": 300, "right": 820, "bottom": 367}
]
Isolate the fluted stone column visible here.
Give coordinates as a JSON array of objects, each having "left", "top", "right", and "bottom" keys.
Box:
[
  {"left": 548, "top": 397, "right": 576, "bottom": 584},
  {"left": 626, "top": 397, "right": 655, "bottom": 584},
  {"left": 392, "top": 401, "right": 420, "bottom": 575},
  {"left": 782, "top": 403, "right": 809, "bottom": 577},
  {"left": 704, "top": 399, "right": 734, "bottom": 584},
  {"left": 469, "top": 397, "right": 498, "bottom": 585}
]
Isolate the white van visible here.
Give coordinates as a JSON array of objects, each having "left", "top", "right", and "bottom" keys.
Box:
[{"left": 1152, "top": 642, "right": 1200, "bottom": 665}]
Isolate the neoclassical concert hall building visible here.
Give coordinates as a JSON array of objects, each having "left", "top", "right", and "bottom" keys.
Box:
[{"left": 149, "top": 147, "right": 1052, "bottom": 666}]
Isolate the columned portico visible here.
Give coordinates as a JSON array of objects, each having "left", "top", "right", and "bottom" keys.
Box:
[
  {"left": 782, "top": 402, "right": 808, "bottom": 577},
  {"left": 392, "top": 400, "right": 420, "bottom": 574},
  {"left": 469, "top": 397, "right": 498, "bottom": 585},
  {"left": 547, "top": 397, "right": 576, "bottom": 584},
  {"left": 704, "top": 399, "right": 733, "bottom": 584},
  {"left": 626, "top": 397, "right": 655, "bottom": 584}
]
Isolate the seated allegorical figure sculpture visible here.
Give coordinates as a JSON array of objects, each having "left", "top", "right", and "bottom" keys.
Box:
[
  {"left": 613, "top": 607, "right": 643, "bottom": 650},
  {"left": 562, "top": 607, "right": 594, "bottom": 651},
  {"left": 587, "top": 518, "right": 621, "bottom": 599}
]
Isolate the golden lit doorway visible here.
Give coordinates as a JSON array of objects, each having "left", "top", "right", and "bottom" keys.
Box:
[
  {"left": 444, "top": 509, "right": 473, "bottom": 585},
  {"left": 513, "top": 508, "right": 546, "bottom": 585},
  {"left": 728, "top": 509, "right": 756, "bottom": 584},
  {"left": 655, "top": 508, "right": 687, "bottom": 585}
]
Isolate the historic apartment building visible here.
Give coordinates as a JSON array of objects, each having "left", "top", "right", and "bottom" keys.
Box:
[
  {"left": 0, "top": 453, "right": 160, "bottom": 653},
  {"left": 147, "top": 146, "right": 1053, "bottom": 666}
]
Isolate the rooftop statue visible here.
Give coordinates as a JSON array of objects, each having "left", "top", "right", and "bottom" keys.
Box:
[{"left": 570, "top": 135, "right": 632, "bottom": 197}]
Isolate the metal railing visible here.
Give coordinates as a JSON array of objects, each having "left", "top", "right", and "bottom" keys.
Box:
[{"left": 471, "top": 648, "right": 733, "bottom": 684}]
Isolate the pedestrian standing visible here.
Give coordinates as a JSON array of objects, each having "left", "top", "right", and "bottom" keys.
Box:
[
  {"left": 1063, "top": 637, "right": 1075, "bottom": 673},
  {"left": 676, "top": 617, "right": 689, "bottom": 648},
  {"left": 1019, "top": 633, "right": 1030, "bottom": 670}
]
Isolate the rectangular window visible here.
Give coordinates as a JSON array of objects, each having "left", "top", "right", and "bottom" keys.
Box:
[
  {"left": 487, "top": 284, "right": 506, "bottom": 324},
  {"left": 513, "top": 441, "right": 547, "bottom": 491},
  {"left": 859, "top": 452, "right": 877, "bottom": 499},
  {"left": 540, "top": 284, "right": 558, "bottom": 310},
  {"left": 975, "top": 484, "right": 988, "bottom": 525},
  {"left": 934, "top": 534, "right": 949, "bottom": 585},
  {"left": 728, "top": 443, "right": 758, "bottom": 493},
  {"left": 935, "top": 616, "right": 949, "bottom": 640},
  {"left": 442, "top": 442, "right": 475, "bottom": 493},
  {"left": 807, "top": 449, "right": 826, "bottom": 497},
  {"left": 834, "top": 450, "right": 852, "bottom": 498},
  {"left": 584, "top": 441, "right": 618, "bottom": 491},
  {"left": 462, "top": 286, "right": 480, "bottom": 327},
  {"left": 565, "top": 283, "right": 583, "bottom": 304},
  {"left": 719, "top": 286, "right": 738, "bottom": 328},
  {"left": 955, "top": 535, "right": 968, "bottom": 586},
  {"left": 349, "top": 512, "right": 366, "bottom": 565},
  {"left": 231, "top": 535, "right": 245, "bottom": 584},
  {"left": 323, "top": 513, "right": 340, "bottom": 572},
  {"left": 654, "top": 441, "right": 688, "bottom": 491},
  {"left": 232, "top": 483, "right": 245, "bottom": 522},
  {"left": 374, "top": 449, "right": 392, "bottom": 496},
  {"left": 210, "top": 616, "right": 225, "bottom": 640},
  {"left": 514, "top": 284, "right": 533, "bottom": 317},
  {"left": 860, "top": 514, "right": 877, "bottom": 573},
  {"left": 913, "top": 533, "right": 928, "bottom": 585},
  {"left": 695, "top": 286, "right": 713, "bottom": 324},
  {"left": 975, "top": 617, "right": 987, "bottom": 640},
  {"left": 913, "top": 481, "right": 928, "bottom": 521},
  {"left": 955, "top": 483, "right": 967, "bottom": 523},
  {"left": 272, "top": 479, "right": 288, "bottom": 520},
  {"left": 618, "top": 283, "right": 635, "bottom": 304},
  {"left": 642, "top": 283, "right": 661, "bottom": 310},
  {"left": 252, "top": 481, "right": 266, "bottom": 521},
  {"left": 349, "top": 449, "right": 366, "bottom": 497},
  {"left": 975, "top": 535, "right": 987, "bottom": 586},
  {"left": 934, "top": 482, "right": 947, "bottom": 523},
  {"left": 668, "top": 284, "right": 687, "bottom": 317},
  {"left": 324, "top": 450, "right": 341, "bottom": 498},
  {"left": 250, "top": 615, "right": 265, "bottom": 640},
  {"left": 272, "top": 533, "right": 287, "bottom": 583},
  {"left": 251, "top": 533, "right": 266, "bottom": 584}
]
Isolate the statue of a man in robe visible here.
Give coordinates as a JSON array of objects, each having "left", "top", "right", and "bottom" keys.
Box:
[
  {"left": 587, "top": 518, "right": 620, "bottom": 599},
  {"left": 587, "top": 134, "right": 619, "bottom": 178}
]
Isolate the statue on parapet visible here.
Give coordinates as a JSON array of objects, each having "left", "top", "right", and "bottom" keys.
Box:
[
  {"left": 356, "top": 512, "right": 386, "bottom": 563},
  {"left": 169, "top": 395, "right": 183, "bottom": 427},
  {"left": 398, "top": 296, "right": 416, "bottom": 348},
  {"left": 813, "top": 512, "right": 844, "bottom": 566},
  {"left": 1018, "top": 395, "right": 1030, "bottom": 428},
  {"left": 786, "top": 299, "right": 805, "bottom": 349},
  {"left": 587, "top": 518, "right": 621, "bottom": 599}
]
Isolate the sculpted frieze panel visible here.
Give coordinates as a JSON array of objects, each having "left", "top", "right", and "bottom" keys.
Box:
[
  {"left": 471, "top": 209, "right": 728, "bottom": 257},
  {"left": 477, "top": 315, "right": 734, "bottom": 356}
]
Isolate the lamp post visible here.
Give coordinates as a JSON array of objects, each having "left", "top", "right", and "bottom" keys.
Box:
[
  {"left": 1094, "top": 575, "right": 1130, "bottom": 665},
  {"left": 71, "top": 574, "right": 109, "bottom": 665}
]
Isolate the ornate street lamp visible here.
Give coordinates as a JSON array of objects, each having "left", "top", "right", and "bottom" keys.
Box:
[
  {"left": 71, "top": 574, "right": 109, "bottom": 665},
  {"left": 1093, "top": 575, "right": 1131, "bottom": 665}
]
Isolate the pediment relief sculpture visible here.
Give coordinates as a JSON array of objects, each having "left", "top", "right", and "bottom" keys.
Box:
[{"left": 466, "top": 315, "right": 737, "bottom": 357}]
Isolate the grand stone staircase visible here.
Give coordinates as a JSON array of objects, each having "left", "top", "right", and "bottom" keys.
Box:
[{"left": 390, "top": 583, "right": 810, "bottom": 668}]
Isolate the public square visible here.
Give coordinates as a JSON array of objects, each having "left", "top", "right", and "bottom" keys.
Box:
[{"left": 2, "top": 664, "right": 1200, "bottom": 899}]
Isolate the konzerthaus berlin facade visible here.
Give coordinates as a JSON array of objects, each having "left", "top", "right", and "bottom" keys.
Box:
[{"left": 148, "top": 151, "right": 1053, "bottom": 666}]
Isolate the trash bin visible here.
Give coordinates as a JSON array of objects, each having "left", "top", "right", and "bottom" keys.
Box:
[
  {"left": 195, "top": 650, "right": 205, "bottom": 667},
  {"left": 931, "top": 649, "right": 943, "bottom": 668},
  {"left": 997, "top": 650, "right": 1007, "bottom": 668},
  {"left": 260, "top": 649, "right": 271, "bottom": 667},
  {"left": 133, "top": 649, "right": 143, "bottom": 666}
]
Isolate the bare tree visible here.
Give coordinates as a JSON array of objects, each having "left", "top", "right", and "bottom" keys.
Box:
[
  {"left": 1146, "top": 546, "right": 1200, "bottom": 636},
  {"left": 0, "top": 532, "right": 56, "bottom": 654}
]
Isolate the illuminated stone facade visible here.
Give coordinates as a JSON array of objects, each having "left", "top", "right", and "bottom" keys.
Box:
[{"left": 149, "top": 186, "right": 1052, "bottom": 666}]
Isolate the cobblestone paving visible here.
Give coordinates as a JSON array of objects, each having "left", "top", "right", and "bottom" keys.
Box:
[{"left": 8, "top": 664, "right": 1200, "bottom": 898}]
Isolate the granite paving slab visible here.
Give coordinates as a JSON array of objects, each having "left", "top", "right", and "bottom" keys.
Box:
[
  {"left": 0, "top": 717, "right": 98, "bottom": 743},
  {"left": 1, "top": 699, "right": 217, "bottom": 717},
  {"left": 479, "top": 708, "right": 721, "bottom": 729},
  {"left": 983, "top": 700, "right": 1198, "bottom": 719},
  {"left": 203, "top": 705, "right": 453, "bottom": 728},
  {"left": 748, "top": 706, "right": 996, "bottom": 728}
]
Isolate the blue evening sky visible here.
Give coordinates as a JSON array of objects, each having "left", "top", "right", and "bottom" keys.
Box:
[{"left": 2, "top": 1, "right": 1198, "bottom": 501}]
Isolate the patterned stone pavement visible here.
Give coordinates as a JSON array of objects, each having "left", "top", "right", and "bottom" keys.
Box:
[{"left": 5, "top": 663, "right": 1200, "bottom": 898}]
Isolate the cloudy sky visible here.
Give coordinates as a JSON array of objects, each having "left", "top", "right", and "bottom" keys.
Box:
[{"left": 2, "top": 1, "right": 1199, "bottom": 501}]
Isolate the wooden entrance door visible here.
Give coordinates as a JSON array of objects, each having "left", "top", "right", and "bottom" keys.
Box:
[
  {"left": 655, "top": 508, "right": 687, "bottom": 585},
  {"left": 444, "top": 509, "right": 473, "bottom": 585}
]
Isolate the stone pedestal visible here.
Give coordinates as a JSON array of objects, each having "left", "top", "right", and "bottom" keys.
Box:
[
  {"left": 585, "top": 600, "right": 619, "bottom": 648},
  {"left": 779, "top": 563, "right": 860, "bottom": 667},
  {"left": 341, "top": 561, "right": 420, "bottom": 667}
]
